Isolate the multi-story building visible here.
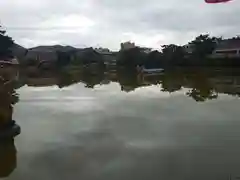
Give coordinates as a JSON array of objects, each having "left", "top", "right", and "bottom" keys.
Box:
[
  {"left": 120, "top": 42, "right": 136, "bottom": 50},
  {"left": 210, "top": 39, "right": 240, "bottom": 59}
]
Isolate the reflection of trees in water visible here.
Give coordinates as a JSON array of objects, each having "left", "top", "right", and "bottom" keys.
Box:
[
  {"left": 22, "top": 68, "right": 240, "bottom": 102},
  {"left": 57, "top": 68, "right": 105, "bottom": 89},
  {"left": 81, "top": 71, "right": 105, "bottom": 88},
  {"left": 185, "top": 72, "right": 218, "bottom": 102},
  {"left": 161, "top": 71, "right": 183, "bottom": 93},
  {"left": 57, "top": 70, "right": 79, "bottom": 88},
  {"left": 117, "top": 70, "right": 140, "bottom": 92},
  {"left": 187, "top": 88, "right": 218, "bottom": 102},
  {"left": 147, "top": 70, "right": 219, "bottom": 102}
]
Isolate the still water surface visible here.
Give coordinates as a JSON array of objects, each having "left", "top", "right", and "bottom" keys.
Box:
[{"left": 2, "top": 69, "right": 240, "bottom": 180}]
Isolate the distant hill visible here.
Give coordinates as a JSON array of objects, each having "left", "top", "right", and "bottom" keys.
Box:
[
  {"left": 11, "top": 43, "right": 27, "bottom": 59},
  {"left": 28, "top": 45, "right": 77, "bottom": 52},
  {"left": 11, "top": 44, "right": 110, "bottom": 66},
  {"left": 24, "top": 45, "right": 81, "bottom": 63}
]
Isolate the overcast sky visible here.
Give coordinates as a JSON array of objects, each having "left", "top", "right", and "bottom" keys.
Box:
[{"left": 0, "top": 0, "right": 239, "bottom": 50}]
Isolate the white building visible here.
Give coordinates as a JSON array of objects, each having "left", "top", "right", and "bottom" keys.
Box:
[
  {"left": 94, "top": 48, "right": 110, "bottom": 54},
  {"left": 184, "top": 39, "right": 240, "bottom": 59},
  {"left": 183, "top": 43, "right": 194, "bottom": 54},
  {"left": 210, "top": 39, "right": 240, "bottom": 59},
  {"left": 120, "top": 42, "right": 136, "bottom": 50}
]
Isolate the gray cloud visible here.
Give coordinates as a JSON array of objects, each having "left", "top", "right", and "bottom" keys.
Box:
[{"left": 0, "top": 0, "right": 239, "bottom": 50}]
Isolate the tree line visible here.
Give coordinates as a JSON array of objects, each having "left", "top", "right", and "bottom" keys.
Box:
[
  {"left": 19, "top": 67, "right": 240, "bottom": 102},
  {"left": 1, "top": 24, "right": 240, "bottom": 68},
  {"left": 117, "top": 34, "right": 240, "bottom": 69},
  {"left": 0, "top": 25, "right": 14, "bottom": 59}
]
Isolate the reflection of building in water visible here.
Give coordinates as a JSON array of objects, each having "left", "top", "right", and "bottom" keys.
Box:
[
  {"left": 18, "top": 66, "right": 240, "bottom": 101},
  {"left": 26, "top": 77, "right": 58, "bottom": 87},
  {"left": 0, "top": 68, "right": 20, "bottom": 178},
  {"left": 104, "top": 71, "right": 118, "bottom": 83},
  {"left": 208, "top": 75, "right": 240, "bottom": 96}
]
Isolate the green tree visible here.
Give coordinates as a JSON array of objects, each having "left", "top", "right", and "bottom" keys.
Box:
[
  {"left": 77, "top": 48, "right": 104, "bottom": 66},
  {"left": 117, "top": 47, "right": 146, "bottom": 68},
  {"left": 0, "top": 26, "right": 14, "bottom": 58},
  {"left": 161, "top": 44, "right": 185, "bottom": 65},
  {"left": 145, "top": 50, "right": 163, "bottom": 68},
  {"left": 56, "top": 51, "right": 73, "bottom": 68},
  {"left": 190, "top": 34, "right": 217, "bottom": 58}
]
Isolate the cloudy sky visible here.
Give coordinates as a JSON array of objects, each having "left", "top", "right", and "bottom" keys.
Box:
[{"left": 0, "top": 0, "right": 239, "bottom": 50}]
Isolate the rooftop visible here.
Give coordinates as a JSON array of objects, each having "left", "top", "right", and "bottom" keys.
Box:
[
  {"left": 0, "top": 59, "right": 19, "bottom": 65},
  {"left": 215, "top": 39, "right": 240, "bottom": 50}
]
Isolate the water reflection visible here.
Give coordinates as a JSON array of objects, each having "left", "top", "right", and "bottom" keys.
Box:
[
  {"left": 5, "top": 67, "right": 240, "bottom": 180},
  {"left": 0, "top": 68, "right": 20, "bottom": 178},
  {"left": 20, "top": 68, "right": 240, "bottom": 101}
]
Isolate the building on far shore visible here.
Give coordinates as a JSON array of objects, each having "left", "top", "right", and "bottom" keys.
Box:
[
  {"left": 184, "top": 39, "right": 240, "bottom": 59},
  {"left": 183, "top": 44, "right": 194, "bottom": 54},
  {"left": 94, "top": 48, "right": 117, "bottom": 68},
  {"left": 25, "top": 50, "right": 57, "bottom": 62},
  {"left": 94, "top": 48, "right": 110, "bottom": 54},
  {"left": 0, "top": 59, "right": 19, "bottom": 66},
  {"left": 120, "top": 42, "right": 136, "bottom": 50},
  {"left": 0, "top": 58, "right": 19, "bottom": 70},
  {"left": 141, "top": 47, "right": 152, "bottom": 54},
  {"left": 120, "top": 42, "right": 152, "bottom": 54},
  {"left": 210, "top": 39, "right": 240, "bottom": 59}
]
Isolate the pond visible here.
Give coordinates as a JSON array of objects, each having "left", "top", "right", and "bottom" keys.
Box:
[{"left": 1, "top": 68, "right": 240, "bottom": 180}]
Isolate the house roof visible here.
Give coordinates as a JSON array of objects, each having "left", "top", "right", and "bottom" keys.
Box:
[
  {"left": 25, "top": 50, "right": 57, "bottom": 61},
  {"left": 215, "top": 39, "right": 240, "bottom": 50},
  {"left": 0, "top": 58, "right": 19, "bottom": 65},
  {"left": 28, "top": 45, "right": 76, "bottom": 52}
]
